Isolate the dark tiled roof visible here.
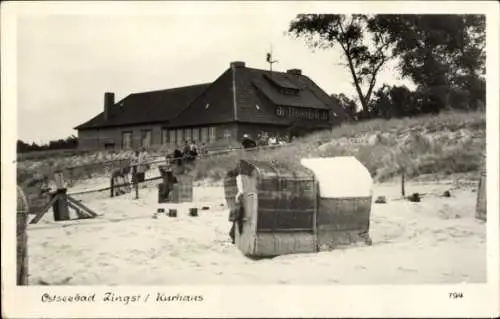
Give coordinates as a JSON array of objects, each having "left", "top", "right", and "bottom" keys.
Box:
[
  {"left": 74, "top": 84, "right": 210, "bottom": 130},
  {"left": 167, "top": 66, "right": 346, "bottom": 128},
  {"left": 165, "top": 69, "right": 237, "bottom": 128},
  {"left": 76, "top": 65, "right": 346, "bottom": 130}
]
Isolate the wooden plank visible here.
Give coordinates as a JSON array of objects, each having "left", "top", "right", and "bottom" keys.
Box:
[
  {"left": 29, "top": 194, "right": 58, "bottom": 224},
  {"left": 67, "top": 201, "right": 86, "bottom": 219},
  {"left": 67, "top": 196, "right": 98, "bottom": 217},
  {"left": 255, "top": 232, "right": 315, "bottom": 257}
]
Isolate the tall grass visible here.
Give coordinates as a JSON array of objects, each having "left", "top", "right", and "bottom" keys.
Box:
[
  {"left": 17, "top": 110, "right": 485, "bottom": 186},
  {"left": 192, "top": 110, "right": 486, "bottom": 182}
]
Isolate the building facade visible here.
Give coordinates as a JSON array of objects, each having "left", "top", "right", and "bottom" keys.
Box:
[{"left": 75, "top": 61, "right": 346, "bottom": 150}]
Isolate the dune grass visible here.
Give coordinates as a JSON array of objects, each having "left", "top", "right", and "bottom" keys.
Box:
[
  {"left": 17, "top": 110, "right": 485, "bottom": 186},
  {"left": 191, "top": 110, "right": 486, "bottom": 182}
]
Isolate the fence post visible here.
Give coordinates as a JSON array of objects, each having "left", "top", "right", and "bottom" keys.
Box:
[
  {"left": 401, "top": 168, "right": 406, "bottom": 197},
  {"left": 53, "top": 170, "right": 70, "bottom": 221},
  {"left": 17, "top": 186, "right": 29, "bottom": 285},
  {"left": 133, "top": 165, "right": 139, "bottom": 199},
  {"left": 475, "top": 154, "right": 486, "bottom": 221}
]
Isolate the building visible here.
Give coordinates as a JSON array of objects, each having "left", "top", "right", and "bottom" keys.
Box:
[{"left": 75, "top": 61, "right": 346, "bottom": 150}]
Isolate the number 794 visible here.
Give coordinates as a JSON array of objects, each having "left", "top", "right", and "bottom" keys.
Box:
[{"left": 449, "top": 292, "right": 464, "bottom": 299}]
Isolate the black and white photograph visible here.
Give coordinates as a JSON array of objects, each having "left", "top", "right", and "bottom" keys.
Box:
[{"left": 2, "top": 1, "right": 499, "bottom": 318}]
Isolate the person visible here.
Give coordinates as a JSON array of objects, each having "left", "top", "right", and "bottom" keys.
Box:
[
  {"left": 173, "top": 145, "right": 183, "bottom": 165},
  {"left": 226, "top": 166, "right": 245, "bottom": 244},
  {"left": 257, "top": 132, "right": 269, "bottom": 146},
  {"left": 200, "top": 142, "right": 208, "bottom": 156},
  {"left": 159, "top": 165, "right": 178, "bottom": 202},
  {"left": 241, "top": 134, "right": 256, "bottom": 149},
  {"left": 132, "top": 148, "right": 147, "bottom": 183},
  {"left": 183, "top": 140, "right": 191, "bottom": 159},
  {"left": 173, "top": 145, "right": 184, "bottom": 174},
  {"left": 189, "top": 141, "right": 198, "bottom": 161},
  {"left": 110, "top": 163, "right": 131, "bottom": 196},
  {"left": 268, "top": 135, "right": 277, "bottom": 145}
]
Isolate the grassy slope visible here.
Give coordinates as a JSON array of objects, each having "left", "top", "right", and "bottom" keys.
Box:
[
  {"left": 192, "top": 110, "right": 486, "bottom": 182},
  {"left": 17, "top": 111, "right": 485, "bottom": 185}
]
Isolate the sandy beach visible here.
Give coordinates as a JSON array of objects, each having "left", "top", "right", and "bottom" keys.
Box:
[{"left": 27, "top": 179, "right": 486, "bottom": 285}]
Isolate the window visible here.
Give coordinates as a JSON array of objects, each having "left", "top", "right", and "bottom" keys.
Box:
[
  {"left": 192, "top": 128, "right": 199, "bottom": 143},
  {"left": 201, "top": 127, "right": 209, "bottom": 143},
  {"left": 209, "top": 127, "right": 216, "bottom": 143},
  {"left": 184, "top": 128, "right": 192, "bottom": 142},
  {"left": 169, "top": 130, "right": 176, "bottom": 145},
  {"left": 122, "top": 131, "right": 133, "bottom": 149},
  {"left": 176, "top": 129, "right": 183, "bottom": 144},
  {"left": 141, "top": 130, "right": 152, "bottom": 148},
  {"left": 161, "top": 128, "right": 168, "bottom": 145},
  {"left": 277, "top": 106, "right": 285, "bottom": 117},
  {"left": 320, "top": 111, "right": 328, "bottom": 121},
  {"left": 223, "top": 129, "right": 231, "bottom": 142}
]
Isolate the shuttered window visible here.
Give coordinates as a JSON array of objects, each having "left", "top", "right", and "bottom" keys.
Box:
[
  {"left": 161, "top": 128, "right": 168, "bottom": 145},
  {"left": 176, "top": 129, "right": 183, "bottom": 144},
  {"left": 192, "top": 128, "right": 199, "bottom": 143},
  {"left": 209, "top": 127, "right": 216, "bottom": 143},
  {"left": 184, "top": 128, "right": 192, "bottom": 142},
  {"left": 201, "top": 127, "right": 209, "bottom": 143},
  {"left": 122, "top": 131, "right": 133, "bottom": 149},
  {"left": 169, "top": 130, "right": 176, "bottom": 145},
  {"left": 141, "top": 130, "right": 152, "bottom": 148},
  {"left": 223, "top": 129, "right": 231, "bottom": 141}
]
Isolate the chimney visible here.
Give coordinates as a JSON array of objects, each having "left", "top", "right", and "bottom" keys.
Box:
[
  {"left": 103, "top": 92, "right": 114, "bottom": 121},
  {"left": 286, "top": 69, "right": 302, "bottom": 76},
  {"left": 230, "top": 61, "right": 246, "bottom": 68}
]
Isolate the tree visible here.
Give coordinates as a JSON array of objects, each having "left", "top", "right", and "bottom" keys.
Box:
[
  {"left": 330, "top": 93, "right": 358, "bottom": 120},
  {"left": 17, "top": 135, "right": 79, "bottom": 153},
  {"left": 289, "top": 14, "right": 392, "bottom": 114},
  {"left": 371, "top": 85, "right": 418, "bottom": 118},
  {"left": 371, "top": 14, "right": 486, "bottom": 110}
]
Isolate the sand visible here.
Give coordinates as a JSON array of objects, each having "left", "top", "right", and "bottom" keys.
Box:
[{"left": 26, "top": 179, "right": 486, "bottom": 285}]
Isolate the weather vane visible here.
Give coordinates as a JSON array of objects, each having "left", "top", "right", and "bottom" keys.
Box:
[{"left": 266, "top": 44, "right": 279, "bottom": 73}]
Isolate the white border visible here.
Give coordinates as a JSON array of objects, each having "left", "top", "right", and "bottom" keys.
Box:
[{"left": 2, "top": 1, "right": 499, "bottom": 318}]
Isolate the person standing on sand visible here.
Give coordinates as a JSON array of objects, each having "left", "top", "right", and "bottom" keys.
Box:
[
  {"left": 132, "top": 148, "right": 147, "bottom": 183},
  {"left": 226, "top": 166, "right": 245, "bottom": 244}
]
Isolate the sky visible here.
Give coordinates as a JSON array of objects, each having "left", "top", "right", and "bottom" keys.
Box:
[{"left": 15, "top": 2, "right": 415, "bottom": 144}]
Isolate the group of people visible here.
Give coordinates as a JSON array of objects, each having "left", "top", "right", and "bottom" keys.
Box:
[
  {"left": 240, "top": 132, "right": 291, "bottom": 149},
  {"left": 167, "top": 141, "right": 208, "bottom": 172}
]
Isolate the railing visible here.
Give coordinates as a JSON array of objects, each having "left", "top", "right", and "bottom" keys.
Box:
[{"left": 21, "top": 142, "right": 296, "bottom": 199}]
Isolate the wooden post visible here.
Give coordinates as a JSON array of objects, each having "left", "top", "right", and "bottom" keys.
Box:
[
  {"left": 110, "top": 176, "right": 114, "bottom": 198},
  {"left": 401, "top": 168, "right": 406, "bottom": 197},
  {"left": 53, "top": 190, "right": 70, "bottom": 221},
  {"left": 53, "top": 171, "right": 70, "bottom": 221},
  {"left": 17, "top": 186, "right": 29, "bottom": 285},
  {"left": 54, "top": 170, "right": 64, "bottom": 189},
  {"left": 475, "top": 155, "right": 487, "bottom": 221},
  {"left": 133, "top": 165, "right": 139, "bottom": 199}
]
